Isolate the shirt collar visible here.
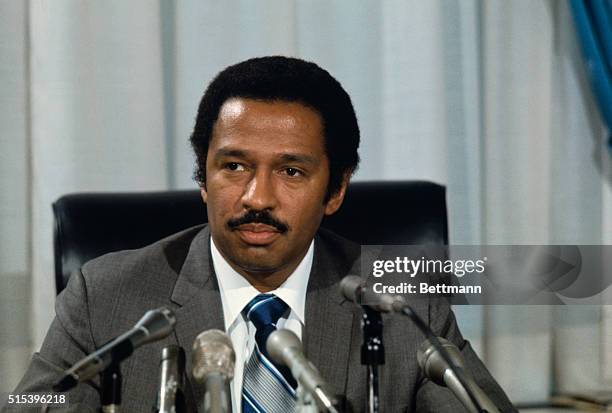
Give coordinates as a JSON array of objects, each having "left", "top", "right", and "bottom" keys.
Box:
[{"left": 211, "top": 236, "right": 313, "bottom": 329}]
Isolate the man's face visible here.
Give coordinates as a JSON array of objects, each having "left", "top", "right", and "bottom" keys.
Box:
[{"left": 201, "top": 98, "right": 348, "bottom": 286}]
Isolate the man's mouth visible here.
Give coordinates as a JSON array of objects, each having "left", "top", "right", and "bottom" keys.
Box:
[{"left": 234, "top": 223, "right": 282, "bottom": 245}]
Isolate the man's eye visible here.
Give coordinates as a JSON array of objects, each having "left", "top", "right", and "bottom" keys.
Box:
[
  {"left": 225, "top": 163, "right": 245, "bottom": 171},
  {"left": 284, "top": 168, "right": 302, "bottom": 177}
]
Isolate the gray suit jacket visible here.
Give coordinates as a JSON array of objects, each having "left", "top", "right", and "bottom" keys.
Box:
[{"left": 4, "top": 225, "right": 516, "bottom": 412}]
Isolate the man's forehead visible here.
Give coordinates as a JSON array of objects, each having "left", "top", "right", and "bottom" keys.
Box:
[
  {"left": 209, "top": 98, "right": 325, "bottom": 154},
  {"left": 217, "top": 97, "right": 322, "bottom": 130}
]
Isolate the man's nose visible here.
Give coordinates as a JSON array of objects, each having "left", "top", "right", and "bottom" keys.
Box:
[{"left": 241, "top": 170, "right": 278, "bottom": 211}]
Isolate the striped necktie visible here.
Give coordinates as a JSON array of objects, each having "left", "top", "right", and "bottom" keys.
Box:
[{"left": 241, "top": 294, "right": 297, "bottom": 413}]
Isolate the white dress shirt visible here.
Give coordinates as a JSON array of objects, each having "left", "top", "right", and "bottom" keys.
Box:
[{"left": 210, "top": 236, "right": 314, "bottom": 413}]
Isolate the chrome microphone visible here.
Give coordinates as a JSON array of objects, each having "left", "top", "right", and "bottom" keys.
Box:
[
  {"left": 340, "top": 275, "right": 407, "bottom": 313},
  {"left": 192, "top": 329, "right": 235, "bottom": 413},
  {"left": 156, "top": 345, "right": 186, "bottom": 413},
  {"left": 417, "top": 337, "right": 501, "bottom": 413},
  {"left": 266, "top": 329, "right": 340, "bottom": 413},
  {"left": 54, "top": 307, "right": 176, "bottom": 391}
]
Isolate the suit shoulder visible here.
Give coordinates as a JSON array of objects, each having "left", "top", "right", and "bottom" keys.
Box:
[
  {"left": 80, "top": 224, "right": 206, "bottom": 297},
  {"left": 64, "top": 225, "right": 208, "bottom": 345}
]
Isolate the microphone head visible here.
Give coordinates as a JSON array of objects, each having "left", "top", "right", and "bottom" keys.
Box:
[
  {"left": 192, "top": 329, "right": 235, "bottom": 382},
  {"left": 340, "top": 275, "right": 406, "bottom": 312},
  {"left": 417, "top": 337, "right": 465, "bottom": 386},
  {"left": 266, "top": 329, "right": 302, "bottom": 366},
  {"left": 135, "top": 307, "right": 177, "bottom": 344},
  {"left": 340, "top": 275, "right": 364, "bottom": 303}
]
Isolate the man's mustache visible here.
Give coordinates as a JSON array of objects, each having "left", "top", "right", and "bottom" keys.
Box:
[{"left": 227, "top": 210, "right": 289, "bottom": 233}]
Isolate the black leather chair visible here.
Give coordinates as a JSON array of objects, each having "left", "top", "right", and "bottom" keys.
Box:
[{"left": 52, "top": 181, "right": 448, "bottom": 294}]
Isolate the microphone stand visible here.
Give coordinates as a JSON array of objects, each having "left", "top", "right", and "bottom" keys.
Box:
[
  {"left": 361, "top": 306, "right": 384, "bottom": 413},
  {"left": 100, "top": 361, "right": 122, "bottom": 413}
]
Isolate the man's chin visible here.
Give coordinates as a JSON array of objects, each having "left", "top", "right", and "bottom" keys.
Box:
[{"left": 234, "top": 261, "right": 281, "bottom": 276}]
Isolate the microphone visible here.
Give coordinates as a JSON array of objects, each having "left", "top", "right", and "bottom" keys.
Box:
[
  {"left": 192, "top": 329, "right": 235, "bottom": 413},
  {"left": 156, "top": 345, "right": 186, "bottom": 413},
  {"left": 54, "top": 307, "right": 176, "bottom": 391},
  {"left": 340, "top": 275, "right": 407, "bottom": 313},
  {"left": 266, "top": 329, "right": 340, "bottom": 413},
  {"left": 418, "top": 337, "right": 500, "bottom": 413},
  {"left": 341, "top": 275, "right": 431, "bottom": 340}
]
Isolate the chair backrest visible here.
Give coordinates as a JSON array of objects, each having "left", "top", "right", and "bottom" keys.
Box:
[{"left": 52, "top": 181, "right": 448, "bottom": 294}]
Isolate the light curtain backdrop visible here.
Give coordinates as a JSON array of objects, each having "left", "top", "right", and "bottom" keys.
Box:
[{"left": 1, "top": 0, "right": 610, "bottom": 405}]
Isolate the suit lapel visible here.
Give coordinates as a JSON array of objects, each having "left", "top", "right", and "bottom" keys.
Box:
[
  {"left": 169, "top": 226, "right": 225, "bottom": 412},
  {"left": 303, "top": 233, "right": 358, "bottom": 398}
]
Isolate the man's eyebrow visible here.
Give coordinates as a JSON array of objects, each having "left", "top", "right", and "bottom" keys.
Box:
[
  {"left": 278, "top": 153, "right": 318, "bottom": 165},
  {"left": 213, "top": 148, "right": 249, "bottom": 158}
]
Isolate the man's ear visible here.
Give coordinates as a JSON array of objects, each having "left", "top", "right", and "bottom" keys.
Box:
[
  {"left": 200, "top": 184, "right": 208, "bottom": 204},
  {"left": 324, "top": 171, "right": 352, "bottom": 216}
]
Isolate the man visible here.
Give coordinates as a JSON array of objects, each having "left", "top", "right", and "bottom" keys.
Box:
[{"left": 4, "top": 56, "right": 516, "bottom": 412}]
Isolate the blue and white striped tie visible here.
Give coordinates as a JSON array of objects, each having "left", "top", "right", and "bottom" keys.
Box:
[{"left": 241, "top": 294, "right": 297, "bottom": 413}]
